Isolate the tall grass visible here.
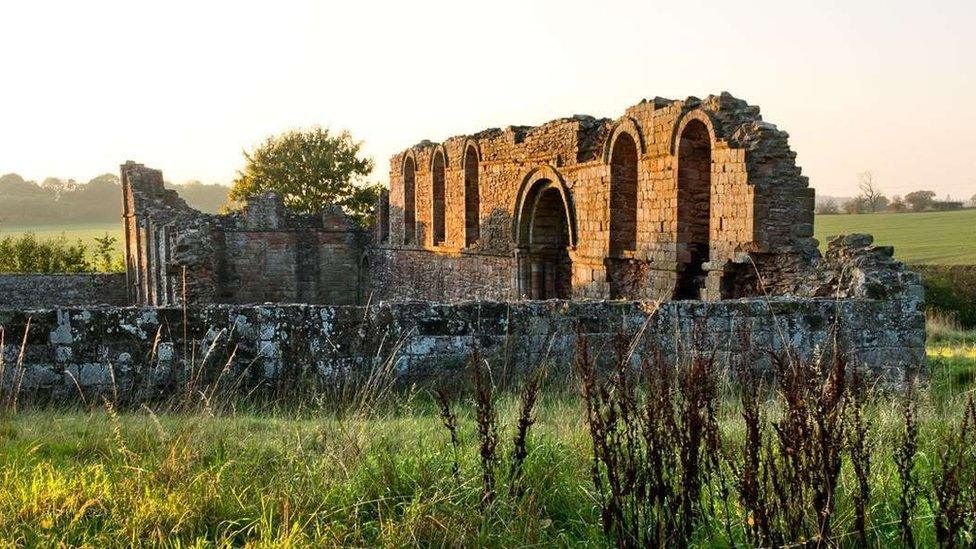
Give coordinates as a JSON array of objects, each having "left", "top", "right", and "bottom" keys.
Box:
[{"left": 0, "top": 321, "right": 974, "bottom": 546}]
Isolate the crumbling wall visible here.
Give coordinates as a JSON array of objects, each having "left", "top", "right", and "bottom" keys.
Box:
[
  {"left": 0, "top": 297, "right": 925, "bottom": 400},
  {"left": 0, "top": 274, "right": 127, "bottom": 308},
  {"left": 376, "top": 93, "right": 820, "bottom": 303},
  {"left": 122, "top": 163, "right": 366, "bottom": 306}
]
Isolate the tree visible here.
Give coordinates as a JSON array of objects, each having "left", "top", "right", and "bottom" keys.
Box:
[
  {"left": 41, "top": 177, "right": 77, "bottom": 200},
  {"left": 843, "top": 196, "right": 866, "bottom": 214},
  {"left": 888, "top": 195, "right": 908, "bottom": 213},
  {"left": 816, "top": 198, "right": 839, "bottom": 215},
  {"left": 857, "top": 172, "right": 888, "bottom": 213},
  {"left": 970, "top": 193, "right": 976, "bottom": 208},
  {"left": 229, "top": 127, "right": 381, "bottom": 226},
  {"left": 905, "top": 190, "right": 936, "bottom": 212}
]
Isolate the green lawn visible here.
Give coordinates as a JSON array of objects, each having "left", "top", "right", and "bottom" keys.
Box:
[{"left": 815, "top": 209, "right": 976, "bottom": 265}]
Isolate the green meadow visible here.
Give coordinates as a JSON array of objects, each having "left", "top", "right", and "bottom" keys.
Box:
[{"left": 815, "top": 209, "right": 976, "bottom": 265}]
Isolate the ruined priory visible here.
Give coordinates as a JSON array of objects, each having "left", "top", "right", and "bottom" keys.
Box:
[{"left": 0, "top": 93, "right": 926, "bottom": 396}]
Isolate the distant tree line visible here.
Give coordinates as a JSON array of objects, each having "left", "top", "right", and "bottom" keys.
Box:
[
  {"left": 816, "top": 172, "right": 976, "bottom": 215},
  {"left": 0, "top": 173, "right": 230, "bottom": 226}
]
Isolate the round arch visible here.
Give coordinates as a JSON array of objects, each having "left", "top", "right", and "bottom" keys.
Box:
[
  {"left": 428, "top": 143, "right": 450, "bottom": 171},
  {"left": 673, "top": 115, "right": 715, "bottom": 300},
  {"left": 512, "top": 164, "right": 577, "bottom": 248},
  {"left": 401, "top": 151, "right": 418, "bottom": 245},
  {"left": 462, "top": 139, "right": 481, "bottom": 247},
  {"left": 400, "top": 149, "right": 418, "bottom": 176},
  {"left": 513, "top": 165, "right": 577, "bottom": 300},
  {"left": 669, "top": 109, "right": 719, "bottom": 156},
  {"left": 461, "top": 138, "right": 481, "bottom": 167},
  {"left": 602, "top": 116, "right": 646, "bottom": 164},
  {"left": 429, "top": 146, "right": 447, "bottom": 245}
]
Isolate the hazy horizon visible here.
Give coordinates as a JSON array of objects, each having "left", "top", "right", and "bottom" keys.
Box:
[{"left": 2, "top": 0, "right": 974, "bottom": 200}]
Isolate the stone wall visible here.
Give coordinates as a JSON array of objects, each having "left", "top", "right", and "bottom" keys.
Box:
[
  {"left": 367, "top": 248, "right": 516, "bottom": 302},
  {"left": 0, "top": 297, "right": 924, "bottom": 400},
  {"left": 0, "top": 274, "right": 126, "bottom": 308},
  {"left": 122, "top": 163, "right": 366, "bottom": 306},
  {"left": 378, "top": 93, "right": 818, "bottom": 303}
]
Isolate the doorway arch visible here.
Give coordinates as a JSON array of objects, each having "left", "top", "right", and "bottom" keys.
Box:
[{"left": 514, "top": 169, "right": 576, "bottom": 299}]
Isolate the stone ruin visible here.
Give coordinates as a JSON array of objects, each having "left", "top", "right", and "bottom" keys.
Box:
[
  {"left": 121, "top": 162, "right": 366, "bottom": 306},
  {"left": 0, "top": 93, "right": 926, "bottom": 398}
]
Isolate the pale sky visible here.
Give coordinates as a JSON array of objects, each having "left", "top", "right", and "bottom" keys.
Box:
[{"left": 1, "top": 0, "right": 974, "bottom": 199}]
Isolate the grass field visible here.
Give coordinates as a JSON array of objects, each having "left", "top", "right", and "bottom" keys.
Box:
[
  {"left": 815, "top": 209, "right": 976, "bottom": 265},
  {"left": 0, "top": 222, "right": 124, "bottom": 263},
  {"left": 0, "top": 328, "right": 973, "bottom": 547}
]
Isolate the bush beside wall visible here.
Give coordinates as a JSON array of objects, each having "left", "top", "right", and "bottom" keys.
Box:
[{"left": 914, "top": 264, "right": 976, "bottom": 327}]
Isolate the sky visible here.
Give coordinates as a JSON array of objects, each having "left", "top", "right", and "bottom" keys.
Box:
[{"left": 1, "top": 0, "right": 975, "bottom": 200}]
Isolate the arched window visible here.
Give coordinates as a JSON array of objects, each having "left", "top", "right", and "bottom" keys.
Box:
[
  {"left": 463, "top": 144, "right": 480, "bottom": 246},
  {"left": 403, "top": 157, "right": 416, "bottom": 245},
  {"left": 609, "top": 132, "right": 638, "bottom": 255},
  {"left": 431, "top": 150, "right": 446, "bottom": 245},
  {"left": 675, "top": 119, "right": 712, "bottom": 299}
]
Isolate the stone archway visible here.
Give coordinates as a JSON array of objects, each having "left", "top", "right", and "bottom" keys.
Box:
[
  {"left": 515, "top": 174, "right": 575, "bottom": 300},
  {"left": 674, "top": 118, "right": 713, "bottom": 299}
]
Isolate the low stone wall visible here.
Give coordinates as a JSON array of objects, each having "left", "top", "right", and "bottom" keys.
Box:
[
  {"left": 0, "top": 273, "right": 127, "bottom": 308},
  {"left": 0, "top": 297, "right": 924, "bottom": 401}
]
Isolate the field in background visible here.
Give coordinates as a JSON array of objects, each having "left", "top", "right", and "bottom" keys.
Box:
[
  {"left": 815, "top": 208, "right": 976, "bottom": 264},
  {"left": 0, "top": 222, "right": 124, "bottom": 263}
]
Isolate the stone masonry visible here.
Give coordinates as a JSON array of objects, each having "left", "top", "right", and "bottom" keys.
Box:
[
  {"left": 0, "top": 92, "right": 926, "bottom": 398},
  {"left": 0, "top": 274, "right": 127, "bottom": 309},
  {"left": 122, "top": 162, "right": 366, "bottom": 306},
  {"left": 0, "top": 297, "right": 924, "bottom": 400},
  {"left": 374, "top": 93, "right": 821, "bottom": 302}
]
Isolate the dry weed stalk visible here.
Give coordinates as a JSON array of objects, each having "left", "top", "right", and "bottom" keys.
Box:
[
  {"left": 895, "top": 374, "right": 920, "bottom": 548},
  {"left": 433, "top": 388, "right": 461, "bottom": 485},
  {"left": 470, "top": 345, "right": 499, "bottom": 507}
]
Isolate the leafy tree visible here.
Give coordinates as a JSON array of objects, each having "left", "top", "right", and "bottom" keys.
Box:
[
  {"left": 93, "top": 233, "right": 123, "bottom": 272},
  {"left": 229, "top": 127, "right": 381, "bottom": 226},
  {"left": 41, "top": 177, "right": 77, "bottom": 200},
  {"left": 970, "top": 193, "right": 976, "bottom": 208},
  {"left": 905, "top": 190, "right": 936, "bottom": 212},
  {"left": 888, "top": 195, "right": 908, "bottom": 213},
  {"left": 0, "top": 173, "right": 40, "bottom": 196}
]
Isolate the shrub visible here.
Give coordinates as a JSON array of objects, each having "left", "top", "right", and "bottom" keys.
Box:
[
  {"left": 0, "top": 232, "right": 124, "bottom": 273},
  {"left": 915, "top": 265, "right": 976, "bottom": 328},
  {"left": 0, "top": 233, "right": 92, "bottom": 273}
]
